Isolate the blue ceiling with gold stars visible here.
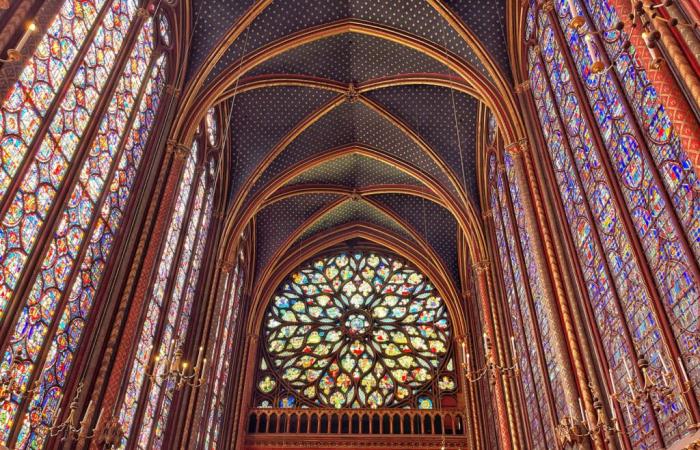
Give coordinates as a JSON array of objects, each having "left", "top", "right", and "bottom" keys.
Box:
[{"left": 188, "top": 0, "right": 511, "bottom": 288}]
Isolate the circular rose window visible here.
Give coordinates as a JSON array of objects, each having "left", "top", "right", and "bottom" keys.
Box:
[{"left": 259, "top": 251, "right": 452, "bottom": 409}]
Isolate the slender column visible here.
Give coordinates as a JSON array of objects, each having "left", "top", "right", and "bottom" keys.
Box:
[
  {"left": 603, "top": 0, "right": 700, "bottom": 166},
  {"left": 185, "top": 260, "right": 231, "bottom": 449},
  {"left": 462, "top": 288, "right": 482, "bottom": 450},
  {"left": 472, "top": 261, "right": 513, "bottom": 450},
  {"left": 486, "top": 222, "right": 531, "bottom": 448},
  {"left": 495, "top": 161, "right": 562, "bottom": 440},
  {"left": 483, "top": 208, "right": 540, "bottom": 449}
]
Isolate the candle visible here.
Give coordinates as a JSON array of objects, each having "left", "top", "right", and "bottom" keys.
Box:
[
  {"left": 625, "top": 403, "right": 633, "bottom": 424},
  {"left": 608, "top": 396, "right": 616, "bottom": 421},
  {"left": 196, "top": 345, "right": 204, "bottom": 369},
  {"left": 81, "top": 399, "right": 94, "bottom": 426},
  {"left": 482, "top": 332, "right": 488, "bottom": 352},
  {"left": 608, "top": 368, "right": 617, "bottom": 395},
  {"left": 578, "top": 397, "right": 585, "bottom": 422},
  {"left": 510, "top": 336, "right": 516, "bottom": 357},
  {"left": 677, "top": 357, "right": 689, "bottom": 383},
  {"left": 466, "top": 353, "right": 471, "bottom": 372},
  {"left": 623, "top": 358, "right": 632, "bottom": 380},
  {"left": 584, "top": 34, "right": 605, "bottom": 73},
  {"left": 567, "top": 0, "right": 585, "bottom": 29},
  {"left": 461, "top": 341, "right": 466, "bottom": 360},
  {"left": 641, "top": 31, "right": 662, "bottom": 69},
  {"left": 658, "top": 352, "right": 669, "bottom": 373},
  {"left": 200, "top": 359, "right": 207, "bottom": 380},
  {"left": 95, "top": 407, "right": 105, "bottom": 429},
  {"left": 14, "top": 21, "right": 36, "bottom": 53}
]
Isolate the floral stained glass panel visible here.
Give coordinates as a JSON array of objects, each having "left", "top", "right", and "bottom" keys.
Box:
[{"left": 260, "top": 251, "right": 451, "bottom": 409}]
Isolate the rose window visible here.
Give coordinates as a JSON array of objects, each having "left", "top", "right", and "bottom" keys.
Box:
[{"left": 258, "top": 251, "right": 452, "bottom": 409}]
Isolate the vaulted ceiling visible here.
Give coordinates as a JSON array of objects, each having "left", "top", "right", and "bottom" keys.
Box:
[{"left": 182, "top": 0, "right": 516, "bottom": 293}]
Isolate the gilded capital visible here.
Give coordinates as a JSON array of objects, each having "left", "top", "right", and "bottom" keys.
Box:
[
  {"left": 218, "top": 258, "right": 235, "bottom": 272},
  {"left": 167, "top": 140, "right": 191, "bottom": 160},
  {"left": 514, "top": 80, "right": 530, "bottom": 93},
  {"left": 472, "top": 260, "right": 490, "bottom": 273}
]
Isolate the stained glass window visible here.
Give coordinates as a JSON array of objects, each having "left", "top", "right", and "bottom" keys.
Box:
[
  {"left": 203, "top": 261, "right": 244, "bottom": 449},
  {"left": 0, "top": 0, "right": 107, "bottom": 202},
  {"left": 255, "top": 251, "right": 453, "bottom": 410},
  {"left": 118, "top": 146, "right": 198, "bottom": 446},
  {"left": 525, "top": 0, "right": 700, "bottom": 445},
  {"left": 0, "top": 5, "right": 167, "bottom": 446},
  {"left": 206, "top": 107, "right": 218, "bottom": 146},
  {"left": 487, "top": 151, "right": 555, "bottom": 449},
  {"left": 0, "top": 0, "right": 139, "bottom": 319},
  {"left": 119, "top": 147, "right": 217, "bottom": 449}
]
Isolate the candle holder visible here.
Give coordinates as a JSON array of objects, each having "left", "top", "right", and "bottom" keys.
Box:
[
  {"left": 607, "top": 354, "right": 700, "bottom": 435},
  {"left": 556, "top": 396, "right": 620, "bottom": 447},
  {"left": 461, "top": 334, "right": 518, "bottom": 385},
  {"left": 146, "top": 341, "right": 207, "bottom": 391},
  {"left": 48, "top": 380, "right": 126, "bottom": 447}
]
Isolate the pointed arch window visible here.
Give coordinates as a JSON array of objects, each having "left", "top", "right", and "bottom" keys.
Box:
[
  {"left": 487, "top": 151, "right": 555, "bottom": 449},
  {"left": 201, "top": 257, "right": 245, "bottom": 449},
  {"left": 525, "top": 0, "right": 700, "bottom": 445},
  {"left": 117, "top": 139, "right": 217, "bottom": 449},
  {"left": 0, "top": 2, "right": 170, "bottom": 447}
]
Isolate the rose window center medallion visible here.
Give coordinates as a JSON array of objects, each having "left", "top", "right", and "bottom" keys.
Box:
[
  {"left": 342, "top": 310, "right": 372, "bottom": 337},
  {"left": 260, "top": 251, "right": 451, "bottom": 409}
]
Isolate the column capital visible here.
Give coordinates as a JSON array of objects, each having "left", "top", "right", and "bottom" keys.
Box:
[
  {"left": 167, "top": 140, "right": 191, "bottom": 160},
  {"left": 514, "top": 80, "right": 530, "bottom": 94},
  {"left": 218, "top": 258, "right": 235, "bottom": 272},
  {"left": 472, "top": 260, "right": 490, "bottom": 273},
  {"left": 164, "top": 84, "right": 181, "bottom": 97}
]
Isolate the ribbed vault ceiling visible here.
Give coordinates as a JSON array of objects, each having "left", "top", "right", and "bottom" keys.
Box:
[{"left": 187, "top": 0, "right": 512, "bottom": 290}]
